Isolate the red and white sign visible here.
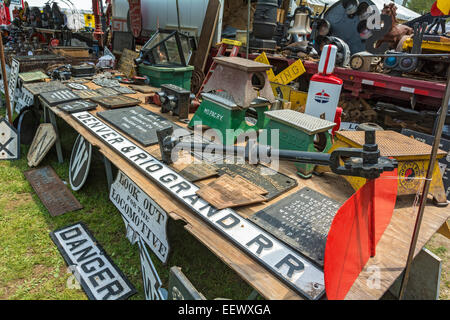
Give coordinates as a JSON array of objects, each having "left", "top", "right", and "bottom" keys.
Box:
[
  {"left": 305, "top": 45, "right": 343, "bottom": 126},
  {"left": 128, "top": 0, "right": 142, "bottom": 38}
]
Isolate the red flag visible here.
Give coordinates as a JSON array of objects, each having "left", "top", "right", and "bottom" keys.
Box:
[{"left": 324, "top": 168, "right": 398, "bottom": 300}]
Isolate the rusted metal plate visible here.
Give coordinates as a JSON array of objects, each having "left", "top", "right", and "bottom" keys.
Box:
[
  {"left": 250, "top": 187, "right": 341, "bottom": 267},
  {"left": 91, "top": 95, "right": 141, "bottom": 109},
  {"left": 23, "top": 81, "right": 67, "bottom": 96},
  {"left": 18, "top": 71, "right": 49, "bottom": 83},
  {"left": 113, "top": 86, "right": 136, "bottom": 94},
  {"left": 213, "top": 56, "right": 272, "bottom": 72},
  {"left": 27, "top": 124, "right": 57, "bottom": 167},
  {"left": 336, "top": 130, "right": 447, "bottom": 158},
  {"left": 118, "top": 49, "right": 139, "bottom": 78},
  {"left": 196, "top": 174, "right": 267, "bottom": 209},
  {"left": 24, "top": 166, "right": 83, "bottom": 216},
  {"left": 0, "top": 117, "right": 20, "bottom": 160},
  {"left": 179, "top": 163, "right": 218, "bottom": 182},
  {"left": 215, "top": 160, "right": 298, "bottom": 201},
  {"left": 129, "top": 85, "right": 159, "bottom": 93},
  {"left": 93, "top": 78, "right": 121, "bottom": 88},
  {"left": 95, "top": 87, "right": 121, "bottom": 97},
  {"left": 76, "top": 89, "right": 102, "bottom": 99}
]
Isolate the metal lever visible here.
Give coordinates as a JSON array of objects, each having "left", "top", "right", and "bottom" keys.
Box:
[{"left": 157, "top": 128, "right": 397, "bottom": 180}]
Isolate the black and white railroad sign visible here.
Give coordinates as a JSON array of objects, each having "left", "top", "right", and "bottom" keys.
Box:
[
  {"left": 40, "top": 89, "right": 80, "bottom": 106},
  {"left": 97, "top": 106, "right": 190, "bottom": 146},
  {"left": 71, "top": 111, "right": 326, "bottom": 300},
  {"left": 57, "top": 100, "right": 97, "bottom": 114},
  {"left": 402, "top": 129, "right": 450, "bottom": 201},
  {"left": 15, "top": 87, "right": 34, "bottom": 113},
  {"left": 69, "top": 134, "right": 92, "bottom": 191},
  {"left": 137, "top": 238, "right": 168, "bottom": 300},
  {"left": 8, "top": 59, "right": 20, "bottom": 107},
  {"left": 0, "top": 118, "right": 20, "bottom": 160},
  {"left": 27, "top": 124, "right": 57, "bottom": 167},
  {"left": 50, "top": 222, "right": 137, "bottom": 300},
  {"left": 168, "top": 267, "right": 205, "bottom": 300},
  {"left": 110, "top": 170, "right": 170, "bottom": 263}
]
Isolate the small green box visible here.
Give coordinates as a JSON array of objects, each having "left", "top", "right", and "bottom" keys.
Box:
[{"left": 138, "top": 64, "right": 194, "bottom": 90}]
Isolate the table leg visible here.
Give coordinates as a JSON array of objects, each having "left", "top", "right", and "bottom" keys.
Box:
[
  {"left": 46, "top": 106, "right": 64, "bottom": 163},
  {"left": 103, "top": 155, "right": 114, "bottom": 191},
  {"left": 246, "top": 290, "right": 260, "bottom": 300}
]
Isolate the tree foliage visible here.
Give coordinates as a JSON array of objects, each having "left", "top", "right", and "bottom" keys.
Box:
[{"left": 406, "top": 0, "right": 435, "bottom": 14}]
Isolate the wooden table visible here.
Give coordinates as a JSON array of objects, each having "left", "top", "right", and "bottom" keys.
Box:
[{"left": 42, "top": 81, "right": 450, "bottom": 300}]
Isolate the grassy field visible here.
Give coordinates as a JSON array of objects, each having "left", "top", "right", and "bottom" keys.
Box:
[
  {"left": 0, "top": 114, "right": 254, "bottom": 300},
  {"left": 0, "top": 110, "right": 448, "bottom": 300}
]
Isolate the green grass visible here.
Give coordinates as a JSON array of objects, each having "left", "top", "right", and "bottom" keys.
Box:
[{"left": 0, "top": 114, "right": 253, "bottom": 300}]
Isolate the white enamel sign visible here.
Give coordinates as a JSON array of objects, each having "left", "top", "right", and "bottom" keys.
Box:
[
  {"left": 0, "top": 117, "right": 20, "bottom": 160},
  {"left": 71, "top": 111, "right": 325, "bottom": 300},
  {"left": 27, "top": 124, "right": 57, "bottom": 167},
  {"left": 137, "top": 239, "right": 167, "bottom": 300},
  {"left": 15, "top": 87, "right": 34, "bottom": 114},
  {"left": 8, "top": 59, "right": 20, "bottom": 108},
  {"left": 110, "top": 170, "right": 170, "bottom": 263},
  {"left": 50, "top": 222, "right": 137, "bottom": 300}
]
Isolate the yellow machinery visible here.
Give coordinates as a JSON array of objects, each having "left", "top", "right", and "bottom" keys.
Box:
[
  {"left": 317, "top": 130, "right": 448, "bottom": 206},
  {"left": 402, "top": 36, "right": 450, "bottom": 53}
]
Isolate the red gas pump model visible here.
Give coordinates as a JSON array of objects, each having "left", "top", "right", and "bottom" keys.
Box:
[{"left": 305, "top": 44, "right": 343, "bottom": 129}]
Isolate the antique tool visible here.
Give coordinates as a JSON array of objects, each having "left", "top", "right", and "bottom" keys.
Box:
[
  {"left": 157, "top": 127, "right": 397, "bottom": 180},
  {"left": 189, "top": 92, "right": 271, "bottom": 145},
  {"left": 156, "top": 84, "right": 193, "bottom": 121},
  {"left": 322, "top": 130, "right": 448, "bottom": 206},
  {"left": 262, "top": 109, "right": 335, "bottom": 178}
]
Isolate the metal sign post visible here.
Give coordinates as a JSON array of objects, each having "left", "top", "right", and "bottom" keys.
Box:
[
  {"left": 0, "top": 34, "right": 12, "bottom": 124},
  {"left": 399, "top": 66, "right": 450, "bottom": 299}
]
